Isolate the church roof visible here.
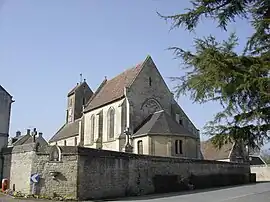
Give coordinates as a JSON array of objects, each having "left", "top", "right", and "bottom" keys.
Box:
[
  {"left": 84, "top": 56, "right": 151, "bottom": 112},
  {"left": 0, "top": 85, "right": 12, "bottom": 97},
  {"left": 133, "top": 110, "right": 194, "bottom": 137},
  {"left": 49, "top": 119, "right": 80, "bottom": 143},
  {"left": 67, "top": 81, "right": 91, "bottom": 97},
  {"left": 200, "top": 139, "right": 234, "bottom": 160}
]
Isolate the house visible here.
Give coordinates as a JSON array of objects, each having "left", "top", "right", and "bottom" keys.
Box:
[
  {"left": 8, "top": 128, "right": 48, "bottom": 148},
  {"left": 201, "top": 138, "right": 266, "bottom": 165},
  {"left": 0, "top": 85, "right": 14, "bottom": 150},
  {"left": 49, "top": 56, "right": 202, "bottom": 159}
]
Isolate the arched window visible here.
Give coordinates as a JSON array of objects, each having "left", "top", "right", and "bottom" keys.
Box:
[
  {"left": 107, "top": 107, "right": 115, "bottom": 139},
  {"left": 64, "top": 140, "right": 67, "bottom": 146},
  {"left": 137, "top": 140, "right": 143, "bottom": 154},
  {"left": 91, "top": 115, "right": 95, "bottom": 143}
]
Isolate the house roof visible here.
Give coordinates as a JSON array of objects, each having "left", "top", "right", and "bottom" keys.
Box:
[
  {"left": 133, "top": 110, "right": 194, "bottom": 138},
  {"left": 84, "top": 56, "right": 151, "bottom": 112},
  {"left": 12, "top": 134, "right": 48, "bottom": 147},
  {"left": 0, "top": 85, "right": 12, "bottom": 98},
  {"left": 49, "top": 119, "right": 80, "bottom": 143},
  {"left": 200, "top": 139, "right": 234, "bottom": 160}
]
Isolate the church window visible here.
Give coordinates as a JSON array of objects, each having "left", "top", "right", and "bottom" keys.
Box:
[
  {"left": 64, "top": 140, "right": 67, "bottom": 146},
  {"left": 149, "top": 77, "right": 152, "bottom": 86},
  {"left": 107, "top": 107, "right": 115, "bottom": 139},
  {"left": 69, "top": 99, "right": 73, "bottom": 107},
  {"left": 179, "top": 119, "right": 183, "bottom": 125},
  {"left": 141, "top": 98, "right": 162, "bottom": 120},
  {"left": 121, "top": 102, "right": 127, "bottom": 133},
  {"left": 91, "top": 115, "right": 95, "bottom": 143},
  {"left": 137, "top": 140, "right": 143, "bottom": 154},
  {"left": 175, "top": 140, "right": 183, "bottom": 154},
  {"left": 175, "top": 114, "right": 180, "bottom": 124},
  {"left": 68, "top": 108, "right": 72, "bottom": 116},
  {"left": 98, "top": 112, "right": 103, "bottom": 138}
]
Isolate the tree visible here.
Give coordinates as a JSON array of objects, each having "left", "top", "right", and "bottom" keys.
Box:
[{"left": 159, "top": 0, "right": 270, "bottom": 149}]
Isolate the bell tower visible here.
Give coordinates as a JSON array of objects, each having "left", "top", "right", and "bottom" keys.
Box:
[{"left": 66, "top": 75, "right": 93, "bottom": 123}]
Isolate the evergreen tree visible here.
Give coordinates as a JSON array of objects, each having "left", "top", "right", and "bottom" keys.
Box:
[{"left": 159, "top": 0, "right": 270, "bottom": 149}]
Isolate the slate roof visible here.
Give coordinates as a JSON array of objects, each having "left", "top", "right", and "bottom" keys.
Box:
[
  {"left": 49, "top": 119, "right": 80, "bottom": 142},
  {"left": 0, "top": 85, "right": 12, "bottom": 97},
  {"left": 200, "top": 139, "right": 234, "bottom": 160},
  {"left": 67, "top": 81, "right": 91, "bottom": 97},
  {"left": 12, "top": 134, "right": 48, "bottom": 147},
  {"left": 133, "top": 110, "right": 194, "bottom": 137},
  {"left": 84, "top": 56, "right": 151, "bottom": 112}
]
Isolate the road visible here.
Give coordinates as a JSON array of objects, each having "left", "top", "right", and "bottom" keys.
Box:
[
  {"left": 0, "top": 182, "right": 269, "bottom": 201},
  {"left": 111, "top": 182, "right": 270, "bottom": 202}
]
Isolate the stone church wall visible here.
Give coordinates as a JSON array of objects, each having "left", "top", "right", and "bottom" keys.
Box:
[
  {"left": 2, "top": 145, "right": 78, "bottom": 199},
  {"left": 32, "top": 149, "right": 78, "bottom": 199},
  {"left": 2, "top": 145, "right": 251, "bottom": 200},
  {"left": 77, "top": 147, "right": 250, "bottom": 200}
]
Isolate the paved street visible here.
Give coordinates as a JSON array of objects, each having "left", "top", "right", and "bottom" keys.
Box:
[
  {"left": 111, "top": 182, "right": 270, "bottom": 202},
  {"left": 0, "top": 182, "right": 269, "bottom": 202}
]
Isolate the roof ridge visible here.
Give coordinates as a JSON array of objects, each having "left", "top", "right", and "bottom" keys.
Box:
[
  {"left": 49, "top": 124, "right": 66, "bottom": 142},
  {"left": 67, "top": 81, "right": 87, "bottom": 97},
  {"left": 106, "top": 65, "right": 136, "bottom": 82},
  {"left": 127, "top": 55, "right": 151, "bottom": 88},
  {"left": 0, "top": 85, "right": 12, "bottom": 97}
]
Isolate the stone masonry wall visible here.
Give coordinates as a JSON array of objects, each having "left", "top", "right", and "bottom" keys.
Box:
[
  {"left": 2, "top": 144, "right": 36, "bottom": 193},
  {"left": 2, "top": 145, "right": 251, "bottom": 201},
  {"left": 2, "top": 145, "right": 78, "bottom": 199},
  {"left": 77, "top": 147, "right": 250, "bottom": 200},
  {"left": 31, "top": 150, "right": 78, "bottom": 199}
]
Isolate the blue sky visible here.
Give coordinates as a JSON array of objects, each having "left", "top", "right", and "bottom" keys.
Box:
[{"left": 0, "top": 0, "right": 256, "bottom": 143}]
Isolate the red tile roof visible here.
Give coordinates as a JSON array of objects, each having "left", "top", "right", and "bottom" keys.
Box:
[
  {"left": 201, "top": 139, "right": 234, "bottom": 160},
  {"left": 84, "top": 57, "right": 149, "bottom": 112}
]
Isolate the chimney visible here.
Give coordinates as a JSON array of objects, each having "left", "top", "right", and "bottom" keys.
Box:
[
  {"left": 38, "top": 132, "right": 43, "bottom": 138},
  {"left": 15, "top": 131, "right": 21, "bottom": 137},
  {"left": 27, "top": 129, "right": 31, "bottom": 135}
]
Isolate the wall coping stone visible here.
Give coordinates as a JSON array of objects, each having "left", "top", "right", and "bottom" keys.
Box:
[{"left": 76, "top": 147, "right": 249, "bottom": 166}]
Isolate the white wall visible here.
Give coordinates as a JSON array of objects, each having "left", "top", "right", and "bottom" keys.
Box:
[
  {"left": 251, "top": 165, "right": 270, "bottom": 182},
  {"left": 54, "top": 135, "right": 80, "bottom": 146},
  {"left": 83, "top": 98, "right": 126, "bottom": 151}
]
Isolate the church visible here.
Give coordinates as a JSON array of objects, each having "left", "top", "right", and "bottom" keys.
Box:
[{"left": 49, "top": 56, "right": 202, "bottom": 159}]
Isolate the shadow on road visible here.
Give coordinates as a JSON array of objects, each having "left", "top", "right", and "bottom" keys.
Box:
[{"left": 94, "top": 182, "right": 270, "bottom": 201}]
